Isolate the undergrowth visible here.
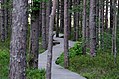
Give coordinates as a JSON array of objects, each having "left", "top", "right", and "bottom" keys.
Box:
[
  {"left": 0, "top": 38, "right": 46, "bottom": 79},
  {"left": 56, "top": 32, "right": 119, "bottom": 79}
]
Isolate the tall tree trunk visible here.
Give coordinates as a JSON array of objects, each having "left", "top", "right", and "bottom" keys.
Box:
[
  {"left": 112, "top": 0, "right": 114, "bottom": 55},
  {"left": 86, "top": 1, "right": 90, "bottom": 49},
  {"left": 0, "top": 1, "right": 1, "bottom": 36},
  {"left": 60, "top": 0, "right": 64, "bottom": 33},
  {"left": 56, "top": 0, "right": 59, "bottom": 37},
  {"left": 64, "top": 0, "right": 69, "bottom": 68},
  {"left": 46, "top": 0, "right": 52, "bottom": 47},
  {"left": 4, "top": 0, "right": 8, "bottom": 39},
  {"left": 105, "top": 0, "right": 108, "bottom": 31},
  {"left": 75, "top": 0, "right": 80, "bottom": 41},
  {"left": 73, "top": 0, "right": 80, "bottom": 41},
  {"left": 39, "top": 2, "right": 42, "bottom": 37},
  {"left": 29, "top": 2, "right": 40, "bottom": 68},
  {"left": 68, "top": 0, "right": 72, "bottom": 39},
  {"left": 112, "top": 0, "right": 117, "bottom": 64},
  {"left": 9, "top": 0, "right": 28, "bottom": 78},
  {"left": 82, "top": 0, "right": 86, "bottom": 54},
  {"left": 100, "top": 0, "right": 104, "bottom": 50},
  {"left": 86, "top": 17, "right": 90, "bottom": 48},
  {"left": 110, "top": 0, "right": 113, "bottom": 34},
  {"left": 96, "top": 0, "right": 99, "bottom": 47},
  {"left": 89, "top": 0, "right": 96, "bottom": 56},
  {"left": 117, "top": 0, "right": 119, "bottom": 29},
  {"left": 73, "top": 0, "right": 76, "bottom": 41},
  {"left": 42, "top": 2, "right": 47, "bottom": 49},
  {"left": 46, "top": 0, "right": 57, "bottom": 79},
  {"left": 8, "top": 0, "right": 12, "bottom": 29},
  {"left": 73, "top": 12, "right": 76, "bottom": 41},
  {"left": 98, "top": 1, "right": 101, "bottom": 49},
  {"left": 0, "top": 0, "right": 5, "bottom": 41}
]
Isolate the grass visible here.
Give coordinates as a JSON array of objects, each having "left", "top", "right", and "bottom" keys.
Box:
[
  {"left": 56, "top": 36, "right": 119, "bottom": 79},
  {"left": 27, "top": 68, "right": 46, "bottom": 79}
]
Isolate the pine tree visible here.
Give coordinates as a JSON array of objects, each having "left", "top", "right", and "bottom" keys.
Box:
[
  {"left": 29, "top": 1, "right": 40, "bottom": 68},
  {"left": 9, "top": 0, "right": 28, "bottom": 78},
  {"left": 64, "top": 0, "right": 69, "bottom": 68},
  {"left": 82, "top": 0, "right": 86, "bottom": 54},
  {"left": 89, "top": 0, "right": 96, "bottom": 56}
]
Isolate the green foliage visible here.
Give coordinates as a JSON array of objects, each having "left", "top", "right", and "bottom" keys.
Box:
[
  {"left": 55, "top": 53, "right": 64, "bottom": 66},
  {"left": 0, "top": 49, "right": 46, "bottom": 79},
  {"left": 0, "top": 39, "right": 46, "bottom": 78},
  {"left": 97, "top": 30, "right": 119, "bottom": 56},
  {"left": 56, "top": 41, "right": 89, "bottom": 66},
  {"left": 99, "top": 32, "right": 112, "bottom": 53},
  {"left": 0, "top": 38, "right": 10, "bottom": 51},
  {"left": 70, "top": 5, "right": 82, "bottom": 13},
  {"left": 1, "top": 0, "right": 12, "bottom": 10},
  {"left": 27, "top": 68, "right": 46, "bottom": 79},
  {"left": 30, "top": 0, "right": 49, "bottom": 12},
  {"left": 69, "top": 0, "right": 90, "bottom": 16},
  {"left": 69, "top": 40, "right": 90, "bottom": 57},
  {"left": 56, "top": 41, "right": 119, "bottom": 79},
  {"left": 69, "top": 42, "right": 83, "bottom": 58},
  {"left": 0, "top": 50, "right": 9, "bottom": 79},
  {"left": 39, "top": 37, "right": 46, "bottom": 54}
]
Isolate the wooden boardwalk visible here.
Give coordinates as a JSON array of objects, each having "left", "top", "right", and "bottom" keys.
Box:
[{"left": 38, "top": 35, "right": 86, "bottom": 79}]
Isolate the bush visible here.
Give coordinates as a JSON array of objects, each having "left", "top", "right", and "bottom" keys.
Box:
[
  {"left": 27, "top": 68, "right": 46, "bottom": 79},
  {"left": 0, "top": 50, "right": 9, "bottom": 79},
  {"left": 56, "top": 39, "right": 119, "bottom": 79}
]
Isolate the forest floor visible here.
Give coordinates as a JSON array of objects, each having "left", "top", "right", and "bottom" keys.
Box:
[{"left": 38, "top": 34, "right": 86, "bottom": 79}]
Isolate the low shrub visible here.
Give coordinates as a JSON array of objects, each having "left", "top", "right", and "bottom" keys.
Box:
[{"left": 56, "top": 38, "right": 119, "bottom": 79}]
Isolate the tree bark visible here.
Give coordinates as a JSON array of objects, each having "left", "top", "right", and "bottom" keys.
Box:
[
  {"left": 75, "top": 0, "right": 80, "bottom": 41},
  {"left": 105, "top": 0, "right": 108, "bottom": 31},
  {"left": 4, "top": 0, "right": 8, "bottom": 39},
  {"left": 56, "top": 0, "right": 59, "bottom": 37},
  {"left": 117, "top": 0, "right": 119, "bottom": 29},
  {"left": 99, "top": 0, "right": 104, "bottom": 50},
  {"left": 110, "top": 0, "right": 113, "bottom": 34},
  {"left": 64, "top": 0, "right": 69, "bottom": 68},
  {"left": 46, "top": 0, "right": 57, "bottom": 79},
  {"left": 86, "top": 17, "right": 90, "bottom": 48},
  {"left": 9, "top": 0, "right": 28, "bottom": 78},
  {"left": 89, "top": 0, "right": 96, "bottom": 56},
  {"left": 60, "top": 0, "right": 64, "bottom": 33},
  {"left": 39, "top": 2, "right": 42, "bottom": 37},
  {"left": 96, "top": 0, "right": 99, "bottom": 47},
  {"left": 46, "top": 0, "right": 52, "bottom": 48},
  {"left": 29, "top": 1, "right": 40, "bottom": 68},
  {"left": 0, "top": 0, "right": 5, "bottom": 41},
  {"left": 82, "top": 0, "right": 86, "bottom": 54},
  {"left": 42, "top": 1, "right": 47, "bottom": 49},
  {"left": 112, "top": 0, "right": 117, "bottom": 64},
  {"left": 73, "top": 12, "right": 76, "bottom": 41},
  {"left": 68, "top": 0, "right": 72, "bottom": 39}
]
